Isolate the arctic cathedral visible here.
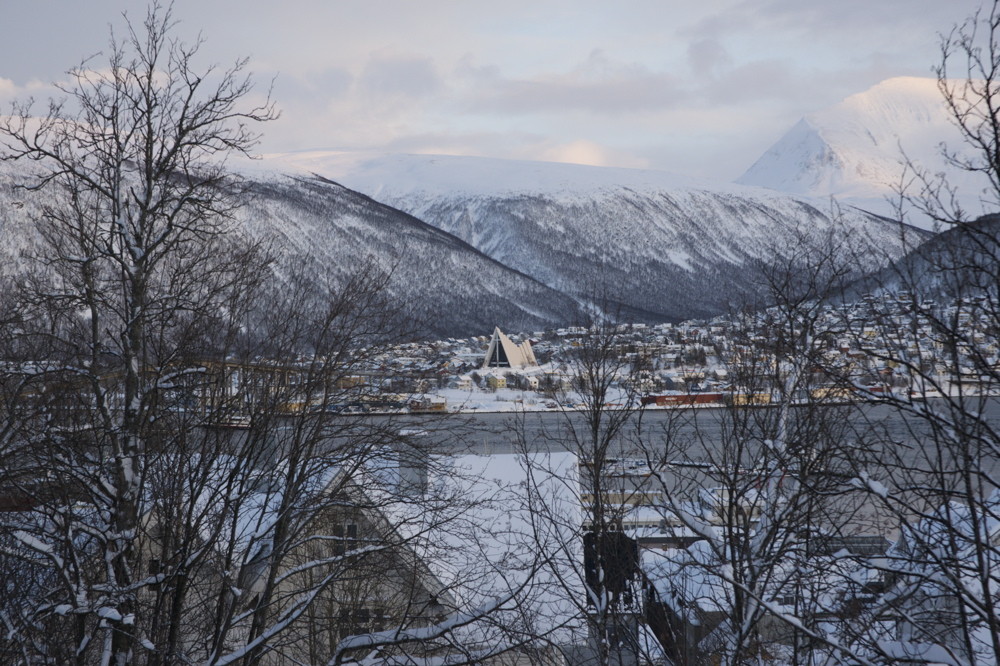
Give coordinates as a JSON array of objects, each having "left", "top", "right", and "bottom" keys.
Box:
[{"left": 481, "top": 327, "right": 538, "bottom": 370}]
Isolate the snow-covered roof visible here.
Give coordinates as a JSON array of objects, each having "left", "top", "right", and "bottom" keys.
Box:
[{"left": 379, "top": 452, "right": 585, "bottom": 645}]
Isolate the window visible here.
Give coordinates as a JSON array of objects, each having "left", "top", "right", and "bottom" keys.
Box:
[
  {"left": 333, "top": 525, "right": 344, "bottom": 556},
  {"left": 338, "top": 607, "right": 374, "bottom": 639},
  {"left": 148, "top": 558, "right": 162, "bottom": 591},
  {"left": 332, "top": 523, "right": 359, "bottom": 556}
]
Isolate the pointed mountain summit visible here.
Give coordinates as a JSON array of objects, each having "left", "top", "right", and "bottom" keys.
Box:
[{"left": 737, "top": 77, "right": 986, "bottom": 227}]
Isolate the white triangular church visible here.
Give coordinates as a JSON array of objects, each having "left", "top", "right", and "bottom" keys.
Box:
[{"left": 482, "top": 327, "right": 538, "bottom": 370}]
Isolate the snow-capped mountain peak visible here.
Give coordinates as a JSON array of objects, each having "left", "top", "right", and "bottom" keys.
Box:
[{"left": 737, "top": 76, "right": 987, "bottom": 225}]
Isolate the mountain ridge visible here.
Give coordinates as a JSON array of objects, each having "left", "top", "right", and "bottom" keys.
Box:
[
  {"left": 0, "top": 140, "right": 930, "bottom": 339},
  {"left": 256, "top": 151, "right": 925, "bottom": 322}
]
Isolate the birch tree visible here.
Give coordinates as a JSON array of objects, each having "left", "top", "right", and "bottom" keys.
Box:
[
  {"left": 632, "top": 232, "right": 887, "bottom": 666},
  {"left": 515, "top": 314, "right": 665, "bottom": 666},
  {"left": 0, "top": 8, "right": 568, "bottom": 664},
  {"left": 829, "top": 3, "right": 1000, "bottom": 663},
  {"left": 0, "top": 3, "right": 275, "bottom": 663}
]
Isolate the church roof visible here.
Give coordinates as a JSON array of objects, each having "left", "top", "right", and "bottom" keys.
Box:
[{"left": 481, "top": 327, "right": 537, "bottom": 370}]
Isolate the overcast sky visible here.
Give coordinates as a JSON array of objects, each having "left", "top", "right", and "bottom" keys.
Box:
[{"left": 0, "top": 1, "right": 985, "bottom": 179}]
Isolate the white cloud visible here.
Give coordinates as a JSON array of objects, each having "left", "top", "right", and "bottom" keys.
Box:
[
  {"left": 687, "top": 39, "right": 732, "bottom": 78},
  {"left": 535, "top": 139, "right": 648, "bottom": 168},
  {"left": 0, "top": 0, "right": 988, "bottom": 179},
  {"left": 0, "top": 77, "right": 17, "bottom": 102},
  {"left": 466, "top": 50, "right": 683, "bottom": 116},
  {"left": 359, "top": 55, "right": 442, "bottom": 99}
]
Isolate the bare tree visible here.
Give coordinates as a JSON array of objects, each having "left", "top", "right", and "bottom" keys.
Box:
[
  {"left": 812, "top": 4, "right": 1000, "bottom": 664},
  {"left": 0, "top": 3, "right": 279, "bottom": 662},
  {"left": 0, "top": 8, "right": 575, "bottom": 665},
  {"left": 624, "top": 229, "right": 891, "bottom": 666},
  {"left": 514, "top": 309, "right": 667, "bottom": 666}
]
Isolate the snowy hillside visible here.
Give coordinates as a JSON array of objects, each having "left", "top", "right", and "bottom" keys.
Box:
[
  {"left": 0, "top": 148, "right": 926, "bottom": 337},
  {"left": 258, "top": 151, "right": 922, "bottom": 321},
  {"left": 737, "top": 77, "right": 990, "bottom": 227},
  {"left": 848, "top": 212, "right": 1000, "bottom": 301},
  {"left": 0, "top": 161, "right": 584, "bottom": 338}
]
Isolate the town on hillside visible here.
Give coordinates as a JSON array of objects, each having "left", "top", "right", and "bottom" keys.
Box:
[{"left": 275, "top": 292, "right": 997, "bottom": 416}]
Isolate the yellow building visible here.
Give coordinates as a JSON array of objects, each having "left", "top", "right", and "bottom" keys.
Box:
[{"left": 486, "top": 373, "right": 507, "bottom": 390}]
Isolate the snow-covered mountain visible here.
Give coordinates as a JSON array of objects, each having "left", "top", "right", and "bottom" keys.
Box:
[
  {"left": 259, "top": 151, "right": 922, "bottom": 322},
  {"left": 737, "top": 77, "right": 990, "bottom": 226},
  {"left": 0, "top": 148, "right": 925, "bottom": 338},
  {"left": 0, "top": 162, "right": 584, "bottom": 338}
]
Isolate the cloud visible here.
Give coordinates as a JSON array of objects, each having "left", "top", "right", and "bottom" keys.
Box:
[
  {"left": 0, "top": 77, "right": 65, "bottom": 110},
  {"left": 260, "top": 55, "right": 446, "bottom": 152},
  {"left": 687, "top": 39, "right": 732, "bottom": 78},
  {"left": 701, "top": 59, "right": 802, "bottom": 104},
  {"left": 466, "top": 50, "right": 683, "bottom": 116},
  {"left": 306, "top": 67, "right": 353, "bottom": 96},
  {"left": 0, "top": 77, "right": 17, "bottom": 102},
  {"left": 746, "top": 0, "right": 980, "bottom": 36},
  {"left": 374, "top": 130, "right": 533, "bottom": 157},
  {"left": 359, "top": 55, "right": 442, "bottom": 99},
  {"left": 534, "top": 139, "right": 649, "bottom": 168},
  {"left": 681, "top": 0, "right": 979, "bottom": 45}
]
